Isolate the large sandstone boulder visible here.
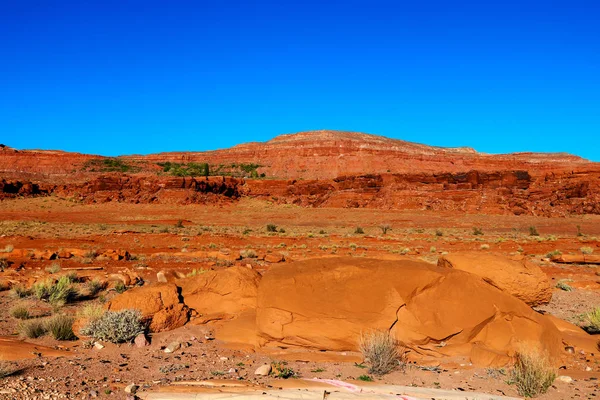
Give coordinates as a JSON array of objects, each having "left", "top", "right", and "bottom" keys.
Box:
[
  {"left": 179, "top": 266, "right": 261, "bottom": 322},
  {"left": 437, "top": 252, "right": 552, "bottom": 306},
  {"left": 105, "top": 283, "right": 189, "bottom": 332},
  {"left": 256, "top": 257, "right": 564, "bottom": 367}
]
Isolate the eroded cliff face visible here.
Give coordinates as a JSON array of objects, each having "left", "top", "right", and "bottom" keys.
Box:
[{"left": 1, "top": 131, "right": 599, "bottom": 216}]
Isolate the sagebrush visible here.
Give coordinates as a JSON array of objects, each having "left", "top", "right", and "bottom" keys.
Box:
[{"left": 80, "top": 309, "right": 144, "bottom": 343}]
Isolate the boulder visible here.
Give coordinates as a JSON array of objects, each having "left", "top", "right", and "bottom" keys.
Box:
[
  {"left": 437, "top": 252, "right": 552, "bottom": 306},
  {"left": 256, "top": 257, "right": 564, "bottom": 367},
  {"left": 179, "top": 266, "right": 260, "bottom": 321},
  {"left": 105, "top": 282, "right": 188, "bottom": 332},
  {"left": 149, "top": 303, "right": 190, "bottom": 332}
]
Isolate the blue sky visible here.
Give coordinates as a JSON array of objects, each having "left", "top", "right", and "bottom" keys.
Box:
[{"left": 1, "top": 0, "right": 599, "bottom": 160}]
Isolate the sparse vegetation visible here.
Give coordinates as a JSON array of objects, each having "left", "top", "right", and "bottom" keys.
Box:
[
  {"left": 546, "top": 250, "right": 562, "bottom": 259},
  {"left": 45, "top": 262, "right": 62, "bottom": 274},
  {"left": 584, "top": 307, "right": 600, "bottom": 333},
  {"left": 82, "top": 158, "right": 140, "bottom": 173},
  {"left": 271, "top": 362, "right": 296, "bottom": 379},
  {"left": 80, "top": 309, "right": 144, "bottom": 343},
  {"left": 473, "top": 227, "right": 484, "bottom": 236},
  {"left": 358, "top": 375, "right": 373, "bottom": 382},
  {"left": 380, "top": 224, "right": 391, "bottom": 235},
  {"left": 359, "top": 330, "right": 403, "bottom": 375},
  {"left": 266, "top": 224, "right": 278, "bottom": 232},
  {"left": 32, "top": 275, "right": 78, "bottom": 307},
  {"left": 508, "top": 349, "right": 556, "bottom": 397},
  {"left": 528, "top": 226, "right": 539, "bottom": 236},
  {"left": 114, "top": 281, "right": 127, "bottom": 294},
  {"left": 18, "top": 319, "right": 47, "bottom": 339},
  {"left": 435, "top": 229, "right": 443, "bottom": 237},
  {"left": 10, "top": 285, "right": 31, "bottom": 298},
  {"left": 78, "top": 303, "right": 104, "bottom": 322},
  {"left": 355, "top": 226, "right": 365, "bottom": 234},
  {"left": 556, "top": 280, "right": 573, "bottom": 292},
  {"left": 86, "top": 279, "right": 105, "bottom": 297},
  {"left": 10, "top": 304, "right": 30, "bottom": 320},
  {"left": 581, "top": 247, "right": 594, "bottom": 255},
  {"left": 240, "top": 249, "right": 257, "bottom": 259},
  {"left": 576, "top": 225, "right": 583, "bottom": 237},
  {"left": 0, "top": 244, "right": 13, "bottom": 253},
  {"left": 46, "top": 314, "right": 76, "bottom": 340},
  {"left": 480, "top": 244, "right": 490, "bottom": 250}
]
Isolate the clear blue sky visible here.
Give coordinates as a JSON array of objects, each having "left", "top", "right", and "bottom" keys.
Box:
[{"left": 1, "top": 1, "right": 599, "bottom": 160}]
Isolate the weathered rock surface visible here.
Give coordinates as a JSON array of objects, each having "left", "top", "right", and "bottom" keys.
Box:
[
  {"left": 437, "top": 252, "right": 552, "bottom": 306},
  {"left": 179, "top": 266, "right": 260, "bottom": 322},
  {"left": 255, "top": 257, "right": 566, "bottom": 367},
  {"left": 105, "top": 282, "right": 189, "bottom": 332}
]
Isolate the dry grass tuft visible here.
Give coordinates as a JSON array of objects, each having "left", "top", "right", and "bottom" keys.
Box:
[
  {"left": 359, "top": 330, "right": 405, "bottom": 375},
  {"left": 509, "top": 349, "right": 556, "bottom": 397}
]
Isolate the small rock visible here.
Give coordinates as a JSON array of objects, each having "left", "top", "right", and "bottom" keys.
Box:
[
  {"left": 254, "top": 364, "right": 272, "bottom": 376},
  {"left": 586, "top": 366, "right": 593, "bottom": 372},
  {"left": 124, "top": 383, "right": 138, "bottom": 394},
  {"left": 164, "top": 341, "right": 181, "bottom": 353},
  {"left": 94, "top": 342, "right": 105, "bottom": 350},
  {"left": 134, "top": 334, "right": 149, "bottom": 348},
  {"left": 220, "top": 357, "right": 228, "bottom": 361},
  {"left": 228, "top": 368, "right": 237, "bottom": 374},
  {"left": 90, "top": 391, "right": 98, "bottom": 398},
  {"left": 558, "top": 375, "right": 573, "bottom": 383},
  {"left": 156, "top": 271, "right": 167, "bottom": 283}
]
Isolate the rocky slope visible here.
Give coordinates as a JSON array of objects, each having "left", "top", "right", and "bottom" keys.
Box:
[{"left": 1, "top": 131, "right": 599, "bottom": 215}]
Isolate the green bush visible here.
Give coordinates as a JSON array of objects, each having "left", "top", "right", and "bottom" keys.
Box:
[
  {"left": 529, "top": 226, "right": 540, "bottom": 236},
  {"left": 80, "top": 309, "right": 144, "bottom": 343},
  {"left": 508, "top": 350, "right": 556, "bottom": 397},
  {"left": 581, "top": 247, "right": 594, "bottom": 255},
  {"left": 33, "top": 276, "right": 78, "bottom": 307},
  {"left": 46, "top": 314, "right": 76, "bottom": 340},
  {"left": 86, "top": 279, "right": 105, "bottom": 297}
]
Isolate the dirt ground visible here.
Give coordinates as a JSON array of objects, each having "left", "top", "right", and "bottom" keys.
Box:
[{"left": 1, "top": 197, "right": 600, "bottom": 399}]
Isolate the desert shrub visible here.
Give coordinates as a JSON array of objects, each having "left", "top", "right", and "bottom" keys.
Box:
[
  {"left": 266, "top": 224, "right": 277, "bottom": 232},
  {"left": 430, "top": 246, "right": 437, "bottom": 253},
  {"left": 473, "top": 227, "right": 484, "bottom": 236},
  {"left": 45, "top": 262, "right": 61, "bottom": 274},
  {"left": 585, "top": 307, "right": 600, "bottom": 333},
  {"left": 114, "top": 281, "right": 127, "bottom": 294},
  {"left": 358, "top": 375, "right": 373, "bottom": 382},
  {"left": 278, "top": 228, "right": 286, "bottom": 233},
  {"left": 10, "top": 285, "right": 31, "bottom": 298},
  {"left": 435, "top": 229, "right": 443, "bottom": 237},
  {"left": 175, "top": 220, "right": 184, "bottom": 228},
  {"left": 86, "top": 279, "right": 105, "bottom": 297},
  {"left": 576, "top": 225, "right": 583, "bottom": 237},
  {"left": 33, "top": 276, "right": 78, "bottom": 307},
  {"left": 10, "top": 304, "right": 30, "bottom": 320},
  {"left": 0, "top": 244, "right": 13, "bottom": 253},
  {"left": 555, "top": 281, "right": 573, "bottom": 292},
  {"left": 354, "top": 226, "right": 365, "bottom": 234},
  {"left": 240, "top": 249, "right": 257, "bottom": 259},
  {"left": 80, "top": 309, "right": 144, "bottom": 343},
  {"left": 78, "top": 303, "right": 105, "bottom": 321},
  {"left": 46, "top": 314, "right": 76, "bottom": 340},
  {"left": 529, "top": 226, "right": 539, "bottom": 236},
  {"left": 186, "top": 268, "right": 208, "bottom": 277},
  {"left": 18, "top": 319, "right": 47, "bottom": 339},
  {"left": 271, "top": 362, "right": 295, "bottom": 379},
  {"left": 508, "top": 349, "right": 556, "bottom": 397},
  {"left": 546, "top": 250, "right": 561, "bottom": 258},
  {"left": 581, "top": 247, "right": 594, "bottom": 255},
  {"left": 359, "top": 330, "right": 403, "bottom": 375},
  {"left": 480, "top": 244, "right": 490, "bottom": 250},
  {"left": 380, "top": 224, "right": 391, "bottom": 235}
]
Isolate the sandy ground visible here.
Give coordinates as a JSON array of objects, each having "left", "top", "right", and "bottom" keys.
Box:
[{"left": 1, "top": 197, "right": 600, "bottom": 399}]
